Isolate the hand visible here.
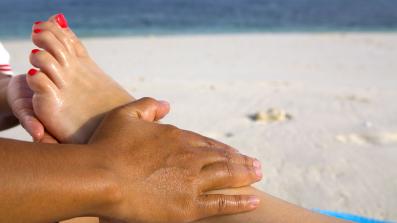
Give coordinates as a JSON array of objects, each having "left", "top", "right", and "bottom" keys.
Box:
[
  {"left": 90, "top": 98, "right": 262, "bottom": 223},
  {"left": 6, "top": 75, "right": 170, "bottom": 143},
  {"left": 6, "top": 74, "right": 54, "bottom": 141}
]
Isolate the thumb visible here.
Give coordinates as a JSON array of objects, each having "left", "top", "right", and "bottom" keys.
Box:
[
  {"left": 20, "top": 113, "right": 45, "bottom": 142},
  {"left": 36, "top": 131, "right": 59, "bottom": 144},
  {"left": 120, "top": 97, "right": 170, "bottom": 122}
]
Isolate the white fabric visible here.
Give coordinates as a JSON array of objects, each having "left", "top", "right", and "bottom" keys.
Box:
[{"left": 0, "top": 42, "right": 13, "bottom": 75}]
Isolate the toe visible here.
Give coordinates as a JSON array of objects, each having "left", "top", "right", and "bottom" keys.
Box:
[
  {"left": 31, "top": 28, "right": 69, "bottom": 66},
  {"left": 49, "top": 13, "right": 89, "bottom": 57},
  {"left": 30, "top": 49, "right": 65, "bottom": 87},
  {"left": 33, "top": 16, "right": 76, "bottom": 56},
  {"left": 26, "top": 68, "right": 58, "bottom": 95}
]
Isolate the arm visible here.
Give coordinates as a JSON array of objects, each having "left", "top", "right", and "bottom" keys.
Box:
[
  {"left": 1, "top": 99, "right": 262, "bottom": 223},
  {"left": 0, "top": 138, "right": 115, "bottom": 223},
  {"left": 0, "top": 75, "right": 18, "bottom": 130}
]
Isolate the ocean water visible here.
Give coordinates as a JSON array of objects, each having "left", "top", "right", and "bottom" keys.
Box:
[{"left": 0, "top": 0, "right": 397, "bottom": 39}]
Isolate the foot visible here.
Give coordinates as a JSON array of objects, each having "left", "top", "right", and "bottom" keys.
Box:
[{"left": 27, "top": 14, "right": 135, "bottom": 143}]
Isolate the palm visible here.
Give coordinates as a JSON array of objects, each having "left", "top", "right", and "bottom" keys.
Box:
[{"left": 7, "top": 74, "right": 57, "bottom": 143}]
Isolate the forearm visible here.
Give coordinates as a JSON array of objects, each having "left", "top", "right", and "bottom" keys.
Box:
[
  {"left": 0, "top": 76, "right": 18, "bottom": 130},
  {"left": 0, "top": 138, "right": 116, "bottom": 223},
  {"left": 198, "top": 187, "right": 349, "bottom": 223}
]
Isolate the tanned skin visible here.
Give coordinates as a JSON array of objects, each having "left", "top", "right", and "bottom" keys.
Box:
[{"left": 0, "top": 100, "right": 263, "bottom": 223}]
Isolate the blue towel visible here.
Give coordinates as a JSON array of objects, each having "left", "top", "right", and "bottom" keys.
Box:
[{"left": 314, "top": 209, "right": 394, "bottom": 223}]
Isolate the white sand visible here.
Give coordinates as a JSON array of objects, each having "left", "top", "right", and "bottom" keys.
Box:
[{"left": 2, "top": 33, "right": 397, "bottom": 221}]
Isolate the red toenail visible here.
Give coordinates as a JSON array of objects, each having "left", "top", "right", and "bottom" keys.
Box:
[
  {"left": 28, "top": 68, "right": 38, "bottom": 76},
  {"left": 34, "top": 21, "right": 42, "bottom": 25},
  {"left": 55, "top": 13, "right": 68, "bottom": 28},
  {"left": 31, "top": 49, "right": 40, "bottom": 54},
  {"left": 33, "top": 29, "right": 42, "bottom": 34}
]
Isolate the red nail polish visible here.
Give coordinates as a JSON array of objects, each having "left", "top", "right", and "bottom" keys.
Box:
[
  {"left": 31, "top": 49, "right": 40, "bottom": 54},
  {"left": 55, "top": 13, "right": 68, "bottom": 28},
  {"left": 28, "top": 68, "right": 38, "bottom": 76},
  {"left": 34, "top": 21, "right": 42, "bottom": 25},
  {"left": 33, "top": 29, "right": 42, "bottom": 34}
]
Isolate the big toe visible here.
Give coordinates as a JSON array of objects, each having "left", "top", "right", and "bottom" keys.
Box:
[{"left": 48, "top": 13, "right": 88, "bottom": 57}]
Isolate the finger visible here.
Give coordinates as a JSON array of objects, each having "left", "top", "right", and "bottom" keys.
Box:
[
  {"left": 10, "top": 96, "right": 45, "bottom": 141},
  {"left": 154, "top": 100, "right": 170, "bottom": 121},
  {"left": 196, "top": 194, "right": 259, "bottom": 218},
  {"left": 22, "top": 116, "right": 44, "bottom": 141},
  {"left": 23, "top": 115, "right": 45, "bottom": 142},
  {"left": 199, "top": 162, "right": 262, "bottom": 191},
  {"left": 197, "top": 147, "right": 259, "bottom": 167},
  {"left": 37, "top": 131, "right": 59, "bottom": 144},
  {"left": 183, "top": 130, "right": 238, "bottom": 153},
  {"left": 116, "top": 97, "right": 170, "bottom": 122}
]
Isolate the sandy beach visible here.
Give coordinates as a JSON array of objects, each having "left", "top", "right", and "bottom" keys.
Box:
[{"left": 1, "top": 33, "right": 397, "bottom": 221}]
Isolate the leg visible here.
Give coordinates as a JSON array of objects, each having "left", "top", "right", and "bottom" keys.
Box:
[
  {"left": 61, "top": 217, "right": 99, "bottom": 223},
  {"left": 197, "top": 187, "right": 346, "bottom": 223}
]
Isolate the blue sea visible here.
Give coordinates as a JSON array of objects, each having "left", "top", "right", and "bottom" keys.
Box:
[{"left": 0, "top": 0, "right": 397, "bottom": 39}]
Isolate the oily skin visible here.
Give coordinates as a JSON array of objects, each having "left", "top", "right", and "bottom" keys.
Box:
[
  {"left": 22, "top": 14, "right": 133, "bottom": 143},
  {"left": 10, "top": 14, "right": 264, "bottom": 223},
  {"left": 10, "top": 14, "right": 346, "bottom": 223},
  {"left": 0, "top": 100, "right": 262, "bottom": 223}
]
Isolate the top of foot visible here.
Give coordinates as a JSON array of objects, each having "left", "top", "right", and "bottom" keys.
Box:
[{"left": 26, "top": 13, "right": 134, "bottom": 143}]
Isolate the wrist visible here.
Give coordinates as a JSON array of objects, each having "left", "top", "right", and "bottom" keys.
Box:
[
  {"left": 84, "top": 145, "right": 123, "bottom": 218},
  {"left": 31, "top": 143, "right": 122, "bottom": 220}
]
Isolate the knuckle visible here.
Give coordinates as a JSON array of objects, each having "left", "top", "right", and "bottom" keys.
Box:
[
  {"left": 114, "top": 106, "right": 129, "bottom": 117},
  {"left": 222, "top": 162, "right": 233, "bottom": 178},
  {"left": 204, "top": 138, "right": 215, "bottom": 147},
  {"left": 242, "top": 154, "right": 251, "bottom": 166},
  {"left": 108, "top": 105, "right": 133, "bottom": 120},
  {"left": 140, "top": 97, "right": 157, "bottom": 105},
  {"left": 140, "top": 108, "right": 152, "bottom": 119},
  {"left": 234, "top": 195, "right": 244, "bottom": 208},
  {"left": 34, "top": 51, "right": 50, "bottom": 61},
  {"left": 162, "top": 124, "right": 180, "bottom": 135},
  {"left": 217, "top": 195, "right": 228, "bottom": 213},
  {"left": 41, "top": 21, "right": 54, "bottom": 29},
  {"left": 220, "top": 150, "right": 232, "bottom": 161},
  {"left": 37, "top": 30, "right": 53, "bottom": 40},
  {"left": 178, "top": 151, "right": 196, "bottom": 161}
]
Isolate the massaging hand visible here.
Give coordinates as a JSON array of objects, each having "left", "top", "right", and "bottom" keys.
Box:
[
  {"left": 6, "top": 74, "right": 58, "bottom": 142},
  {"left": 91, "top": 98, "right": 262, "bottom": 223},
  {"left": 7, "top": 76, "right": 170, "bottom": 143}
]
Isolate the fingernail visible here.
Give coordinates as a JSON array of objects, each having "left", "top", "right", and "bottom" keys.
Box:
[
  {"left": 253, "top": 159, "right": 261, "bottom": 169},
  {"left": 33, "top": 29, "right": 42, "bottom": 34},
  {"left": 55, "top": 13, "right": 68, "bottom": 28},
  {"left": 253, "top": 159, "right": 262, "bottom": 178},
  {"left": 159, "top": 100, "right": 170, "bottom": 107},
  {"left": 28, "top": 68, "right": 38, "bottom": 76},
  {"left": 34, "top": 21, "right": 42, "bottom": 25},
  {"left": 249, "top": 196, "right": 260, "bottom": 208},
  {"left": 31, "top": 49, "right": 40, "bottom": 54},
  {"left": 255, "top": 167, "right": 262, "bottom": 178}
]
